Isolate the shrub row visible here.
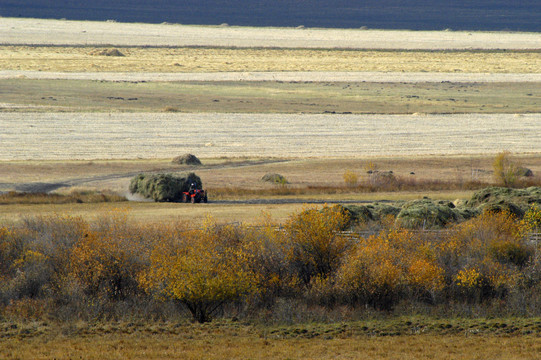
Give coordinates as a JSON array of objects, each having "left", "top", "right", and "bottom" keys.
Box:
[{"left": 1, "top": 205, "right": 540, "bottom": 323}]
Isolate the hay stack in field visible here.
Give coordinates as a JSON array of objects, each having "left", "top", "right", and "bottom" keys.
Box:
[
  {"left": 464, "top": 186, "right": 541, "bottom": 217},
  {"left": 341, "top": 203, "right": 401, "bottom": 224},
  {"left": 172, "top": 153, "right": 202, "bottom": 166},
  {"left": 261, "top": 173, "right": 288, "bottom": 185},
  {"left": 396, "top": 199, "right": 463, "bottom": 229},
  {"left": 89, "top": 48, "right": 125, "bottom": 56},
  {"left": 129, "top": 173, "right": 202, "bottom": 202},
  {"left": 517, "top": 167, "right": 534, "bottom": 177}
]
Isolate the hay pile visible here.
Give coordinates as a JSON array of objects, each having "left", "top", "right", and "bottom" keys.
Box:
[
  {"left": 342, "top": 203, "right": 401, "bottom": 224},
  {"left": 129, "top": 173, "right": 202, "bottom": 202},
  {"left": 340, "top": 186, "right": 541, "bottom": 229},
  {"left": 396, "top": 199, "right": 466, "bottom": 229},
  {"left": 172, "top": 154, "right": 202, "bottom": 166},
  {"left": 261, "top": 173, "right": 288, "bottom": 184},
  {"left": 464, "top": 186, "right": 541, "bottom": 218},
  {"left": 89, "top": 48, "right": 125, "bottom": 56}
]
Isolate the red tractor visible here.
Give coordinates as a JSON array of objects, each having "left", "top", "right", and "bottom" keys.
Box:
[{"left": 182, "top": 183, "right": 208, "bottom": 203}]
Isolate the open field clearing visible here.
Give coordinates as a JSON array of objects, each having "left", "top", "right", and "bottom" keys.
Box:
[
  {"left": 1, "top": 79, "right": 539, "bottom": 114},
  {"left": 2, "top": 324, "right": 541, "bottom": 360},
  {"left": 2, "top": 18, "right": 541, "bottom": 50},
  {"left": 1, "top": 113, "right": 540, "bottom": 161},
  {"left": 2, "top": 46, "right": 540, "bottom": 73}
]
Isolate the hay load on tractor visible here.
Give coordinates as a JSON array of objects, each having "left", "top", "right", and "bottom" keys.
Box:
[{"left": 129, "top": 172, "right": 207, "bottom": 203}]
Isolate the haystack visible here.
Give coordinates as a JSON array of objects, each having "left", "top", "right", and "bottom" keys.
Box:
[
  {"left": 396, "top": 199, "right": 463, "bottom": 229},
  {"left": 89, "top": 48, "right": 125, "bottom": 56},
  {"left": 465, "top": 186, "right": 541, "bottom": 216},
  {"left": 261, "top": 173, "right": 288, "bottom": 184},
  {"left": 341, "top": 203, "right": 401, "bottom": 224},
  {"left": 172, "top": 153, "right": 202, "bottom": 166},
  {"left": 129, "top": 173, "right": 202, "bottom": 202}
]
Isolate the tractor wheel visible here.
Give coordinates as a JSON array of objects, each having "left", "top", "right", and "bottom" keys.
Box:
[
  {"left": 182, "top": 193, "right": 189, "bottom": 203},
  {"left": 191, "top": 195, "right": 196, "bottom": 204},
  {"left": 203, "top": 195, "right": 208, "bottom": 203}
]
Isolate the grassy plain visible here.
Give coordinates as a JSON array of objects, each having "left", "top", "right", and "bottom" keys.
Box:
[
  {"left": 1, "top": 78, "right": 540, "bottom": 114},
  {"left": 2, "top": 46, "right": 541, "bottom": 73},
  {"left": 2, "top": 319, "right": 541, "bottom": 360}
]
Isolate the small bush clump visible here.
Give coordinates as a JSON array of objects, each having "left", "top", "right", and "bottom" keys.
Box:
[
  {"left": 261, "top": 173, "right": 289, "bottom": 185},
  {"left": 172, "top": 154, "right": 202, "bottom": 166}
]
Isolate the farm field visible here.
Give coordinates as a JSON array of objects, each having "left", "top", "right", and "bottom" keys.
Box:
[
  {"left": 1, "top": 18, "right": 541, "bottom": 360},
  {"left": 1, "top": 79, "right": 540, "bottom": 114},
  {"left": 2, "top": 46, "right": 541, "bottom": 74},
  {"left": 1, "top": 113, "right": 540, "bottom": 161}
]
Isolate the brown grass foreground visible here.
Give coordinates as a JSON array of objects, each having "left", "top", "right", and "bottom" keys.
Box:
[{"left": 2, "top": 323, "right": 540, "bottom": 360}]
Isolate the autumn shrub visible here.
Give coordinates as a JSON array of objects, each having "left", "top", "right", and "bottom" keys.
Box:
[
  {"left": 140, "top": 220, "right": 259, "bottom": 323},
  {"left": 0, "top": 215, "right": 89, "bottom": 305},
  {"left": 343, "top": 170, "right": 359, "bottom": 187},
  {"left": 493, "top": 151, "right": 520, "bottom": 187},
  {"left": 334, "top": 227, "right": 444, "bottom": 310},
  {"left": 437, "top": 210, "right": 533, "bottom": 303},
  {"left": 283, "top": 205, "right": 353, "bottom": 286},
  {"left": 70, "top": 210, "right": 146, "bottom": 300},
  {"left": 242, "top": 219, "right": 299, "bottom": 304}
]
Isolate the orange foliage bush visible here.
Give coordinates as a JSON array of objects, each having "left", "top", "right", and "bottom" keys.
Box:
[
  {"left": 141, "top": 219, "right": 259, "bottom": 323},
  {"left": 335, "top": 228, "right": 444, "bottom": 310},
  {"left": 70, "top": 209, "right": 145, "bottom": 299},
  {"left": 284, "top": 205, "right": 353, "bottom": 285}
]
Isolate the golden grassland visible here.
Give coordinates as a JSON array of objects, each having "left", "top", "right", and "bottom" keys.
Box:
[
  {"left": 1, "top": 46, "right": 540, "bottom": 73},
  {"left": 2, "top": 319, "right": 541, "bottom": 360}
]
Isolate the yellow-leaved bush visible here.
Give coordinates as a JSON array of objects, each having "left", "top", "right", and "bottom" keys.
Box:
[
  {"left": 284, "top": 205, "right": 352, "bottom": 286},
  {"left": 69, "top": 209, "right": 143, "bottom": 299},
  {"left": 335, "top": 227, "right": 444, "bottom": 310},
  {"left": 439, "top": 210, "right": 533, "bottom": 301},
  {"left": 140, "top": 219, "right": 259, "bottom": 323}
]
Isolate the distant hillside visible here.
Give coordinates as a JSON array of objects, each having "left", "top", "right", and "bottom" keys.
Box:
[{"left": 1, "top": 0, "right": 540, "bottom": 31}]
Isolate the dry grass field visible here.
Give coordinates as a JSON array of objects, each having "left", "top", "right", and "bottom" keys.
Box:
[
  {"left": 2, "top": 17, "right": 541, "bottom": 50},
  {"left": 2, "top": 318, "right": 541, "bottom": 359},
  {"left": 3, "top": 332, "right": 541, "bottom": 359},
  {"left": 1, "top": 78, "right": 540, "bottom": 114},
  {"left": 2, "top": 46, "right": 540, "bottom": 73},
  {"left": 1, "top": 113, "right": 540, "bottom": 160}
]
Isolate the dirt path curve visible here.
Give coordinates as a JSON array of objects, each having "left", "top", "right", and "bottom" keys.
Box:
[
  {"left": 0, "top": 159, "right": 288, "bottom": 194},
  {"left": 2, "top": 70, "right": 541, "bottom": 83}
]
